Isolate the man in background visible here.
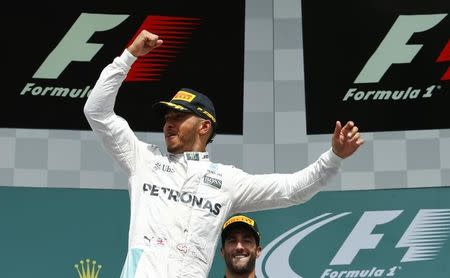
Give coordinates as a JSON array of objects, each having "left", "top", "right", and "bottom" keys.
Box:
[{"left": 221, "top": 215, "right": 262, "bottom": 278}]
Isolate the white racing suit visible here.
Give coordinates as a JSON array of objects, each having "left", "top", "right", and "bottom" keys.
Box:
[{"left": 84, "top": 49, "right": 343, "bottom": 278}]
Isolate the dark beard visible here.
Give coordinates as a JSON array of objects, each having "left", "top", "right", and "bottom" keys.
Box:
[{"left": 225, "top": 256, "right": 256, "bottom": 275}]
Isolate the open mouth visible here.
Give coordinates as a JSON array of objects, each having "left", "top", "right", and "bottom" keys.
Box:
[{"left": 233, "top": 253, "right": 248, "bottom": 259}]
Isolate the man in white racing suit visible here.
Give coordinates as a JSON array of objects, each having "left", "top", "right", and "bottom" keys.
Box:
[{"left": 83, "top": 30, "right": 364, "bottom": 278}]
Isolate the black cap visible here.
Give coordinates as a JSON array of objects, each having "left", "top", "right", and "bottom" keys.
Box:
[
  {"left": 221, "top": 214, "right": 260, "bottom": 246},
  {"left": 153, "top": 88, "right": 217, "bottom": 126}
]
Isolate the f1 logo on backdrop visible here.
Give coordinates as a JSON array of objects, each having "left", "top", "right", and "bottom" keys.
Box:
[
  {"left": 354, "top": 14, "right": 449, "bottom": 84},
  {"left": 2, "top": 2, "right": 245, "bottom": 134},
  {"left": 32, "top": 13, "right": 201, "bottom": 82},
  {"left": 256, "top": 209, "right": 450, "bottom": 278},
  {"left": 302, "top": 0, "right": 450, "bottom": 134},
  {"left": 344, "top": 14, "right": 449, "bottom": 102}
]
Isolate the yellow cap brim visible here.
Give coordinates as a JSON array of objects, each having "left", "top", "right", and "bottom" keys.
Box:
[{"left": 156, "top": 101, "right": 189, "bottom": 112}]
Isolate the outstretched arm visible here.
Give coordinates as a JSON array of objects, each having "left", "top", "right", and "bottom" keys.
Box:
[
  {"left": 229, "top": 121, "right": 364, "bottom": 213},
  {"left": 332, "top": 121, "right": 364, "bottom": 159},
  {"left": 84, "top": 30, "right": 163, "bottom": 175}
]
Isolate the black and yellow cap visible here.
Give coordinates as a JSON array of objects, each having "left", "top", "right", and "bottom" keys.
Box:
[
  {"left": 221, "top": 214, "right": 260, "bottom": 246},
  {"left": 153, "top": 88, "right": 217, "bottom": 126}
]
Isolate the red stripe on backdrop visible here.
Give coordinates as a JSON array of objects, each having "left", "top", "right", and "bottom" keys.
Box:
[{"left": 125, "top": 15, "right": 201, "bottom": 82}]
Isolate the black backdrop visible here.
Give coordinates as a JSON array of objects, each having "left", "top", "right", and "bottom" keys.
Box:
[
  {"left": 302, "top": 0, "right": 449, "bottom": 134},
  {"left": 2, "top": 1, "right": 245, "bottom": 135}
]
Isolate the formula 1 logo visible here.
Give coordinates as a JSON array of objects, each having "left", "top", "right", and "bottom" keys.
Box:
[
  {"left": 32, "top": 13, "right": 200, "bottom": 81},
  {"left": 343, "top": 13, "right": 449, "bottom": 102},
  {"left": 302, "top": 1, "right": 450, "bottom": 134},
  {"left": 2, "top": 2, "right": 245, "bottom": 133},
  {"left": 354, "top": 14, "right": 449, "bottom": 83},
  {"left": 256, "top": 209, "right": 450, "bottom": 278},
  {"left": 20, "top": 13, "right": 201, "bottom": 99}
]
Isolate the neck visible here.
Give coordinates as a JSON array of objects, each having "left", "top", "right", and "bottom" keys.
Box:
[
  {"left": 189, "top": 140, "right": 206, "bottom": 153},
  {"left": 169, "top": 143, "right": 206, "bottom": 155}
]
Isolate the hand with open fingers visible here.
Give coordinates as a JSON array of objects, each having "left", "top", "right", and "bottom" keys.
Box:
[
  {"left": 332, "top": 121, "right": 364, "bottom": 159},
  {"left": 127, "top": 30, "right": 163, "bottom": 57}
]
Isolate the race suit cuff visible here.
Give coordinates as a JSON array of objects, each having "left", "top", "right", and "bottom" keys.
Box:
[
  {"left": 121, "top": 49, "right": 138, "bottom": 67},
  {"left": 326, "top": 148, "right": 343, "bottom": 166}
]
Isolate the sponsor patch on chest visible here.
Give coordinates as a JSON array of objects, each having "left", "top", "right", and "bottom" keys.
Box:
[
  {"left": 153, "top": 162, "right": 175, "bottom": 173},
  {"left": 203, "top": 175, "right": 222, "bottom": 189}
]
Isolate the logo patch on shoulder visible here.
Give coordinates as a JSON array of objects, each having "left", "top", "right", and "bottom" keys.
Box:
[{"left": 203, "top": 175, "right": 222, "bottom": 189}]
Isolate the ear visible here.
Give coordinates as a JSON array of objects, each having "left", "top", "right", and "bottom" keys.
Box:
[
  {"left": 198, "top": 119, "right": 212, "bottom": 136},
  {"left": 220, "top": 247, "right": 225, "bottom": 257},
  {"left": 256, "top": 246, "right": 262, "bottom": 258}
]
